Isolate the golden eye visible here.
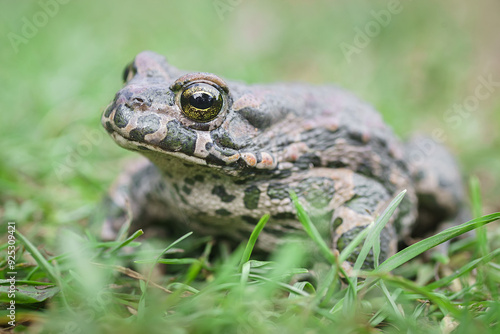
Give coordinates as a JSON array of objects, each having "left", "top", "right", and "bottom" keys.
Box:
[{"left": 180, "top": 83, "right": 224, "bottom": 122}]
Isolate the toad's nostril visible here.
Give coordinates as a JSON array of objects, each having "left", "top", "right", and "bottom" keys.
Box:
[{"left": 130, "top": 97, "right": 153, "bottom": 110}]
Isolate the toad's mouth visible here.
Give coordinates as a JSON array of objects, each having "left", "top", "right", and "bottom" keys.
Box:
[
  {"left": 103, "top": 108, "right": 277, "bottom": 170},
  {"left": 109, "top": 130, "right": 216, "bottom": 167}
]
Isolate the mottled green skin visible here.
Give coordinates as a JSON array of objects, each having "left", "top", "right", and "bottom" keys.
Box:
[{"left": 101, "top": 51, "right": 465, "bottom": 268}]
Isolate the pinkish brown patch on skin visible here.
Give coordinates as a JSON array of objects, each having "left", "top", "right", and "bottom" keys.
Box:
[
  {"left": 256, "top": 152, "right": 276, "bottom": 169},
  {"left": 217, "top": 152, "right": 240, "bottom": 164},
  {"left": 389, "top": 143, "right": 404, "bottom": 160},
  {"left": 232, "top": 94, "right": 261, "bottom": 111},
  {"left": 362, "top": 132, "right": 371, "bottom": 143},
  {"left": 283, "top": 142, "right": 309, "bottom": 162},
  {"left": 303, "top": 120, "right": 315, "bottom": 131},
  {"left": 241, "top": 152, "right": 257, "bottom": 167},
  {"left": 325, "top": 118, "right": 340, "bottom": 131}
]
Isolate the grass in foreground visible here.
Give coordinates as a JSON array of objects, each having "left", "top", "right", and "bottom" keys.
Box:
[{"left": 1, "top": 186, "right": 500, "bottom": 333}]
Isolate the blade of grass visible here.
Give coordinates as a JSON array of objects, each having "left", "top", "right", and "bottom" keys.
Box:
[
  {"left": 375, "top": 274, "right": 462, "bottom": 318},
  {"left": 289, "top": 281, "right": 315, "bottom": 299},
  {"left": 143, "top": 231, "right": 193, "bottom": 278},
  {"left": 247, "top": 274, "right": 310, "bottom": 297},
  {"left": 240, "top": 261, "right": 251, "bottom": 286},
  {"left": 238, "top": 214, "right": 269, "bottom": 270},
  {"left": 289, "top": 190, "right": 335, "bottom": 264},
  {"left": 153, "top": 258, "right": 200, "bottom": 265},
  {"left": 289, "top": 190, "right": 362, "bottom": 320},
  {"left": 338, "top": 221, "right": 373, "bottom": 263},
  {"left": 16, "top": 231, "right": 72, "bottom": 311},
  {"left": 373, "top": 233, "right": 381, "bottom": 268},
  {"left": 333, "top": 259, "right": 358, "bottom": 315},
  {"left": 470, "top": 176, "right": 488, "bottom": 256},
  {"left": 374, "top": 213, "right": 500, "bottom": 274},
  {"left": 184, "top": 240, "right": 213, "bottom": 284},
  {"left": 354, "top": 190, "right": 406, "bottom": 271},
  {"left": 379, "top": 283, "right": 404, "bottom": 320},
  {"left": 427, "top": 248, "right": 500, "bottom": 290},
  {"left": 16, "top": 231, "right": 58, "bottom": 284},
  {"left": 165, "top": 282, "right": 200, "bottom": 294},
  {"left": 344, "top": 190, "right": 407, "bottom": 312},
  {"left": 109, "top": 229, "right": 143, "bottom": 254},
  {"left": 316, "top": 265, "right": 339, "bottom": 307},
  {"left": 369, "top": 309, "right": 388, "bottom": 327},
  {"left": 468, "top": 177, "right": 497, "bottom": 297}
]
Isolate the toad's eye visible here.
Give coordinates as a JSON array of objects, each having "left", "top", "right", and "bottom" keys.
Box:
[{"left": 180, "top": 83, "right": 224, "bottom": 122}]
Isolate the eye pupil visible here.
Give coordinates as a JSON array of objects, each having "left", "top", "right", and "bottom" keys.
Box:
[{"left": 189, "top": 92, "right": 214, "bottom": 110}]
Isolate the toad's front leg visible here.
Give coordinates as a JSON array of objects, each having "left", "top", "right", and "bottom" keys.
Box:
[
  {"left": 100, "top": 157, "right": 176, "bottom": 240},
  {"left": 328, "top": 171, "right": 415, "bottom": 270}
]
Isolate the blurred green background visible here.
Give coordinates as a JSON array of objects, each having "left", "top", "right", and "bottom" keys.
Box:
[{"left": 1, "top": 0, "right": 499, "bottom": 237}]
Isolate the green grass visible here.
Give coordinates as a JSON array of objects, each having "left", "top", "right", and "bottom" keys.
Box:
[
  {"left": 1, "top": 187, "right": 500, "bottom": 333},
  {"left": 1, "top": 0, "right": 500, "bottom": 332}
]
